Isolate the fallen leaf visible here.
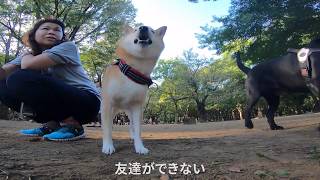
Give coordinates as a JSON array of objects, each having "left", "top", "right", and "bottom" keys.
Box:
[
  {"left": 228, "top": 166, "right": 244, "bottom": 173},
  {"left": 254, "top": 170, "right": 268, "bottom": 178},
  {"left": 276, "top": 169, "right": 289, "bottom": 177}
]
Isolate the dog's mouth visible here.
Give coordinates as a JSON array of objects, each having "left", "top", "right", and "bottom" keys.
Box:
[
  {"left": 134, "top": 26, "right": 153, "bottom": 47},
  {"left": 134, "top": 38, "right": 152, "bottom": 46}
]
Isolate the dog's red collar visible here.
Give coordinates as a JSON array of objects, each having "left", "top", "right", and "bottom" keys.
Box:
[{"left": 113, "top": 59, "right": 153, "bottom": 87}]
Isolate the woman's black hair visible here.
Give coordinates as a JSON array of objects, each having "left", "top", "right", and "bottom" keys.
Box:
[{"left": 24, "top": 18, "right": 66, "bottom": 55}]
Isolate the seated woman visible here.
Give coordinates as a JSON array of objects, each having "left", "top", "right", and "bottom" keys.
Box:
[{"left": 0, "top": 18, "right": 100, "bottom": 141}]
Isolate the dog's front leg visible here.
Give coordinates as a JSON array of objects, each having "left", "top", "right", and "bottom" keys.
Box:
[
  {"left": 128, "top": 106, "right": 149, "bottom": 155},
  {"left": 101, "top": 102, "right": 116, "bottom": 155},
  {"left": 129, "top": 117, "right": 135, "bottom": 140}
]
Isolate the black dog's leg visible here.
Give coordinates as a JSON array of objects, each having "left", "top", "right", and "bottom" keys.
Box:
[
  {"left": 244, "top": 93, "right": 260, "bottom": 129},
  {"left": 265, "top": 95, "right": 284, "bottom": 130}
]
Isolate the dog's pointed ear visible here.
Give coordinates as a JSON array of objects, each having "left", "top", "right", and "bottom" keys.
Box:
[
  {"left": 123, "top": 24, "right": 134, "bottom": 34},
  {"left": 156, "top": 26, "right": 167, "bottom": 39}
]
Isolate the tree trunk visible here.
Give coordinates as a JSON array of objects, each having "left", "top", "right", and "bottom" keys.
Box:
[
  {"left": 174, "top": 101, "right": 179, "bottom": 124},
  {"left": 236, "top": 104, "right": 243, "bottom": 120},
  {"left": 257, "top": 107, "right": 263, "bottom": 118},
  {"left": 4, "top": 35, "right": 12, "bottom": 63},
  {"left": 196, "top": 102, "right": 207, "bottom": 122}
]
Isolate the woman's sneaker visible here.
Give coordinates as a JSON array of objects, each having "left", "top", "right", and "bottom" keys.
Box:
[
  {"left": 19, "top": 121, "right": 61, "bottom": 137},
  {"left": 43, "top": 125, "right": 85, "bottom": 141},
  {"left": 19, "top": 126, "right": 57, "bottom": 137}
]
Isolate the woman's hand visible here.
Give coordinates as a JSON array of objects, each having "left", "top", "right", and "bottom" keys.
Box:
[{"left": 0, "top": 64, "right": 19, "bottom": 80}]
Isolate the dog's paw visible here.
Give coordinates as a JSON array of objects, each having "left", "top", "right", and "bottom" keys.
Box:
[
  {"left": 102, "top": 144, "right": 116, "bottom": 155},
  {"left": 245, "top": 120, "right": 254, "bottom": 129},
  {"left": 270, "top": 125, "right": 284, "bottom": 130},
  {"left": 135, "top": 145, "right": 149, "bottom": 155}
]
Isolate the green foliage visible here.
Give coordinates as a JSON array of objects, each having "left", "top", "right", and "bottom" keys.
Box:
[
  {"left": 80, "top": 24, "right": 121, "bottom": 83},
  {"left": 0, "top": 0, "right": 32, "bottom": 62},
  {"left": 26, "top": 0, "right": 136, "bottom": 43},
  {"left": 149, "top": 49, "right": 223, "bottom": 122},
  {"left": 153, "top": 57, "right": 184, "bottom": 80},
  {"left": 150, "top": 59, "right": 192, "bottom": 123},
  {"left": 198, "top": 0, "right": 320, "bottom": 63},
  {"left": 0, "top": 0, "right": 136, "bottom": 58},
  {"left": 277, "top": 93, "right": 315, "bottom": 115},
  {"left": 0, "top": 53, "right": 6, "bottom": 65}
]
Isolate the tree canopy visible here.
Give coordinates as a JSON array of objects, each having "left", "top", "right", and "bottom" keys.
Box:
[
  {"left": 0, "top": 0, "right": 136, "bottom": 63},
  {"left": 197, "top": 0, "right": 320, "bottom": 63}
]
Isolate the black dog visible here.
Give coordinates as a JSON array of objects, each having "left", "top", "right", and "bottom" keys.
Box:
[{"left": 236, "top": 39, "right": 320, "bottom": 130}]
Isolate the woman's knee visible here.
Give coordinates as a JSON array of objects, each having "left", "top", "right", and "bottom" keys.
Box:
[
  {"left": 6, "top": 69, "right": 40, "bottom": 92},
  {"left": 0, "top": 79, "right": 8, "bottom": 93}
]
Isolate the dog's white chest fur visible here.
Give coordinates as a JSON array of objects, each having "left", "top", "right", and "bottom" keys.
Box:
[{"left": 104, "top": 70, "right": 148, "bottom": 109}]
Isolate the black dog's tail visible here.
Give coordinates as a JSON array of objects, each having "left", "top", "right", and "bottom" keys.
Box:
[{"left": 234, "top": 51, "right": 251, "bottom": 74}]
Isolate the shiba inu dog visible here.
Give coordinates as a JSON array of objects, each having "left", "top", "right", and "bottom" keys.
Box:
[{"left": 101, "top": 25, "right": 167, "bottom": 155}]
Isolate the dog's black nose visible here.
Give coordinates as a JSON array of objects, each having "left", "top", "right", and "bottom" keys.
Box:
[
  {"left": 139, "top": 26, "right": 149, "bottom": 40},
  {"left": 139, "top": 26, "right": 148, "bottom": 33}
]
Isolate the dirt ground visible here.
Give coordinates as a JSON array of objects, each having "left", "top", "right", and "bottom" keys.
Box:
[{"left": 1, "top": 113, "right": 320, "bottom": 180}]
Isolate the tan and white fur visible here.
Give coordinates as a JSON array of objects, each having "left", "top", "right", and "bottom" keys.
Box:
[{"left": 101, "top": 25, "right": 167, "bottom": 155}]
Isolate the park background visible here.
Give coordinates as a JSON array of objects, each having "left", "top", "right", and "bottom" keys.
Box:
[{"left": 1, "top": 0, "right": 320, "bottom": 124}]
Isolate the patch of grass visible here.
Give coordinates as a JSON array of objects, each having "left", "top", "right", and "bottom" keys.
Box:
[
  {"left": 309, "top": 146, "right": 320, "bottom": 160},
  {"left": 255, "top": 152, "right": 277, "bottom": 162},
  {"left": 254, "top": 169, "right": 290, "bottom": 179}
]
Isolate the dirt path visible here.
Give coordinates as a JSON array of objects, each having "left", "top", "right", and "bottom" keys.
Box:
[{"left": 1, "top": 113, "right": 320, "bottom": 179}]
